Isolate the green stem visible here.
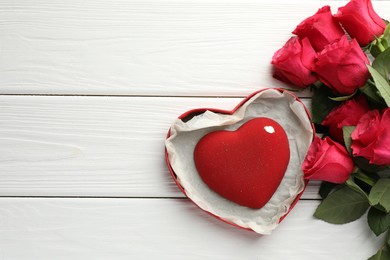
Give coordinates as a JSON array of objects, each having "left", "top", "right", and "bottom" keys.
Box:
[
  {"left": 354, "top": 170, "right": 376, "bottom": 187},
  {"left": 378, "top": 42, "right": 386, "bottom": 52}
]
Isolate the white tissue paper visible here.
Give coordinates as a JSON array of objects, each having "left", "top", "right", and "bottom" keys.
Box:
[{"left": 165, "top": 89, "right": 314, "bottom": 234}]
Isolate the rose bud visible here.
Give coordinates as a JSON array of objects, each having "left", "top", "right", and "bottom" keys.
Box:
[
  {"left": 335, "top": 0, "right": 386, "bottom": 46},
  {"left": 351, "top": 108, "right": 390, "bottom": 165},
  {"left": 271, "top": 37, "right": 317, "bottom": 88},
  {"left": 322, "top": 95, "right": 370, "bottom": 144},
  {"left": 293, "top": 6, "right": 345, "bottom": 52},
  {"left": 302, "top": 136, "right": 354, "bottom": 184},
  {"left": 314, "top": 36, "right": 370, "bottom": 95}
]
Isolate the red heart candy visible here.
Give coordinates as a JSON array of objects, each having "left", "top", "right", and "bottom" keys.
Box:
[{"left": 194, "top": 117, "right": 290, "bottom": 209}]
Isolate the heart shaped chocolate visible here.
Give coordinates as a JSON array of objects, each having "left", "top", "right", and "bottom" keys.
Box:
[{"left": 194, "top": 117, "right": 290, "bottom": 209}]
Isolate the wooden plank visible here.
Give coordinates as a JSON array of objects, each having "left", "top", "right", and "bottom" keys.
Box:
[
  {"left": 0, "top": 0, "right": 388, "bottom": 96},
  {"left": 0, "top": 198, "right": 382, "bottom": 259},
  {"left": 0, "top": 95, "right": 319, "bottom": 198}
]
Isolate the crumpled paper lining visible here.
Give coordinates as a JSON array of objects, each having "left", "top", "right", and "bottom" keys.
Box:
[{"left": 165, "top": 89, "right": 313, "bottom": 234}]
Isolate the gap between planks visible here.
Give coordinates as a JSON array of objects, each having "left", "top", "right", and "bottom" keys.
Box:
[
  {"left": 0, "top": 93, "right": 312, "bottom": 99},
  {"left": 0, "top": 196, "right": 320, "bottom": 201}
]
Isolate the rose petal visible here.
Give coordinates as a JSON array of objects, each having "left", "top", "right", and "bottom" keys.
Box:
[{"left": 372, "top": 109, "right": 390, "bottom": 165}]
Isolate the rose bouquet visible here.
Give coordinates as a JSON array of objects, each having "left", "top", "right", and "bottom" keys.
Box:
[{"left": 271, "top": 0, "right": 390, "bottom": 258}]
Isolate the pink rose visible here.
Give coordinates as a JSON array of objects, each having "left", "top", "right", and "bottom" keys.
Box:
[
  {"left": 351, "top": 108, "right": 390, "bottom": 165},
  {"left": 302, "top": 136, "right": 354, "bottom": 184},
  {"left": 314, "top": 36, "right": 370, "bottom": 95},
  {"left": 293, "top": 6, "right": 345, "bottom": 52},
  {"left": 271, "top": 37, "right": 317, "bottom": 88},
  {"left": 335, "top": 0, "right": 386, "bottom": 46},
  {"left": 322, "top": 96, "right": 370, "bottom": 144}
]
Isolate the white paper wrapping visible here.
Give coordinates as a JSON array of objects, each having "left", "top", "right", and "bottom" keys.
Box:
[{"left": 165, "top": 89, "right": 313, "bottom": 234}]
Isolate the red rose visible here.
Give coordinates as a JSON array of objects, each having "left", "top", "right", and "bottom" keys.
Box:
[
  {"left": 302, "top": 136, "right": 354, "bottom": 184},
  {"left": 314, "top": 36, "right": 370, "bottom": 95},
  {"left": 351, "top": 108, "right": 390, "bottom": 165},
  {"left": 335, "top": 0, "right": 386, "bottom": 46},
  {"left": 271, "top": 37, "right": 317, "bottom": 88},
  {"left": 293, "top": 6, "right": 345, "bottom": 52},
  {"left": 322, "top": 95, "right": 370, "bottom": 143}
]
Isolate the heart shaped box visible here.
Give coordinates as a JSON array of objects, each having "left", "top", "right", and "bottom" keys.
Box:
[{"left": 165, "top": 88, "right": 315, "bottom": 234}]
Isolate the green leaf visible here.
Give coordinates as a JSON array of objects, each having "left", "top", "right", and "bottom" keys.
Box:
[
  {"left": 387, "top": 229, "right": 390, "bottom": 251},
  {"left": 360, "top": 81, "right": 387, "bottom": 108},
  {"left": 370, "top": 44, "right": 384, "bottom": 58},
  {"left": 385, "top": 22, "right": 390, "bottom": 32},
  {"left": 382, "top": 23, "right": 390, "bottom": 49},
  {"left": 367, "top": 65, "right": 390, "bottom": 107},
  {"left": 378, "top": 168, "right": 390, "bottom": 178},
  {"left": 354, "top": 169, "right": 377, "bottom": 187},
  {"left": 369, "top": 179, "right": 390, "bottom": 212},
  {"left": 311, "top": 86, "right": 339, "bottom": 124},
  {"left": 328, "top": 91, "right": 357, "bottom": 102},
  {"left": 372, "top": 48, "right": 390, "bottom": 83},
  {"left": 374, "top": 204, "right": 389, "bottom": 213},
  {"left": 346, "top": 177, "right": 368, "bottom": 198},
  {"left": 368, "top": 207, "right": 390, "bottom": 236},
  {"left": 369, "top": 23, "right": 390, "bottom": 57},
  {"left": 319, "top": 181, "right": 339, "bottom": 199},
  {"left": 314, "top": 186, "right": 370, "bottom": 224},
  {"left": 368, "top": 249, "right": 390, "bottom": 260},
  {"left": 353, "top": 156, "right": 384, "bottom": 174},
  {"left": 343, "top": 126, "right": 355, "bottom": 155}
]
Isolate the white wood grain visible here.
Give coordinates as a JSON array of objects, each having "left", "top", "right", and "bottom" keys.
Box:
[
  {"left": 0, "top": 198, "right": 383, "bottom": 260},
  {"left": 2, "top": 0, "right": 382, "bottom": 257},
  {"left": 0, "top": 0, "right": 388, "bottom": 96},
  {"left": 0, "top": 95, "right": 320, "bottom": 198}
]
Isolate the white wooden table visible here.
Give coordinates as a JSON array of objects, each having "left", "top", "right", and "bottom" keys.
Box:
[{"left": 0, "top": 1, "right": 388, "bottom": 259}]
